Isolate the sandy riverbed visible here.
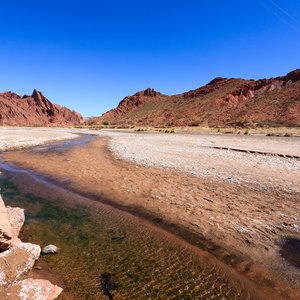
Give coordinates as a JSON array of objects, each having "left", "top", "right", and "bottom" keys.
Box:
[
  {"left": 0, "top": 127, "right": 300, "bottom": 299},
  {"left": 105, "top": 131, "right": 300, "bottom": 193}
]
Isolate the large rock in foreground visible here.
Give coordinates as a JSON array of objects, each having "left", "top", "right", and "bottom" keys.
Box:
[
  {"left": 0, "top": 241, "right": 41, "bottom": 287},
  {"left": 6, "top": 278, "right": 63, "bottom": 300},
  {"left": 0, "top": 195, "right": 13, "bottom": 250},
  {"left": 0, "top": 194, "right": 63, "bottom": 299},
  {"left": 6, "top": 206, "right": 25, "bottom": 239}
]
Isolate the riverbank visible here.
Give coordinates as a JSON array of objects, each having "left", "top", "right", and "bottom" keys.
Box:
[{"left": 1, "top": 131, "right": 299, "bottom": 299}]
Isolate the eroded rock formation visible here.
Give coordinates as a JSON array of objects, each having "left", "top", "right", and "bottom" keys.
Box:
[
  {"left": 90, "top": 69, "right": 300, "bottom": 127},
  {"left": 0, "top": 90, "right": 83, "bottom": 127}
]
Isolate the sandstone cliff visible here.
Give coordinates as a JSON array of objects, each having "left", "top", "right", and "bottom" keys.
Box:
[
  {"left": 91, "top": 70, "right": 300, "bottom": 127},
  {"left": 0, "top": 90, "right": 83, "bottom": 127}
]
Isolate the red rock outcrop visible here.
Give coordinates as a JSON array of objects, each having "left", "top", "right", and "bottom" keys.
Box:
[
  {"left": 6, "top": 207, "right": 25, "bottom": 239},
  {"left": 0, "top": 241, "right": 41, "bottom": 286},
  {"left": 0, "top": 195, "right": 62, "bottom": 299},
  {"left": 0, "top": 197, "right": 13, "bottom": 250},
  {"left": 6, "top": 278, "right": 63, "bottom": 300},
  {"left": 0, "top": 90, "right": 83, "bottom": 127},
  {"left": 97, "top": 88, "right": 166, "bottom": 122},
  {"left": 90, "top": 69, "right": 300, "bottom": 127}
]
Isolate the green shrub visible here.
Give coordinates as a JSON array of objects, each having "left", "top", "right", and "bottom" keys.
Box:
[{"left": 102, "top": 120, "right": 110, "bottom": 126}]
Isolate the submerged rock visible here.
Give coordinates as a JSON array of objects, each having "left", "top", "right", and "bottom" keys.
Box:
[
  {"left": 42, "top": 245, "right": 59, "bottom": 255},
  {"left": 100, "top": 272, "right": 116, "bottom": 299}
]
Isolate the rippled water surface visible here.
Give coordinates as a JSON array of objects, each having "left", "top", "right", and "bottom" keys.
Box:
[
  {"left": 0, "top": 136, "right": 252, "bottom": 299},
  {"left": 0, "top": 175, "right": 250, "bottom": 300}
]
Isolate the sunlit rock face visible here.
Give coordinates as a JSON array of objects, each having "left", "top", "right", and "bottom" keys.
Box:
[
  {"left": 0, "top": 89, "right": 83, "bottom": 126},
  {"left": 91, "top": 69, "right": 300, "bottom": 128},
  {"left": 0, "top": 194, "right": 63, "bottom": 299},
  {"left": 6, "top": 206, "right": 25, "bottom": 239},
  {"left": 6, "top": 278, "right": 63, "bottom": 300},
  {"left": 0, "top": 242, "right": 41, "bottom": 287},
  {"left": 0, "top": 195, "right": 13, "bottom": 250}
]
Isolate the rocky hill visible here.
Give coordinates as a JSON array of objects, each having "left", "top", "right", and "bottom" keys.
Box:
[
  {"left": 0, "top": 90, "right": 83, "bottom": 126},
  {"left": 91, "top": 69, "right": 300, "bottom": 128}
]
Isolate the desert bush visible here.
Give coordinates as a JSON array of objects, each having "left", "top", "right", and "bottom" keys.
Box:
[
  {"left": 188, "top": 121, "right": 199, "bottom": 127},
  {"left": 164, "top": 129, "right": 175, "bottom": 133},
  {"left": 116, "top": 124, "right": 131, "bottom": 129},
  {"left": 135, "top": 128, "right": 147, "bottom": 132}
]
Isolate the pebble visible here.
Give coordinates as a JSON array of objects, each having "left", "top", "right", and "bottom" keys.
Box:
[{"left": 41, "top": 244, "right": 59, "bottom": 255}]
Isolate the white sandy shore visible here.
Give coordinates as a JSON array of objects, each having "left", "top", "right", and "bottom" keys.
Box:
[
  {"left": 1, "top": 127, "right": 299, "bottom": 193},
  {"left": 104, "top": 131, "right": 300, "bottom": 194},
  {"left": 0, "top": 127, "right": 79, "bottom": 151}
]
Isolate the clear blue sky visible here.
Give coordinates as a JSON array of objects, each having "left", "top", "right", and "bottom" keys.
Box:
[{"left": 0, "top": 0, "right": 299, "bottom": 117}]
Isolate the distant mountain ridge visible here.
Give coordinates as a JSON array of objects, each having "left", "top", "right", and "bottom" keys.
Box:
[
  {"left": 0, "top": 89, "right": 83, "bottom": 126},
  {"left": 90, "top": 69, "right": 300, "bottom": 127}
]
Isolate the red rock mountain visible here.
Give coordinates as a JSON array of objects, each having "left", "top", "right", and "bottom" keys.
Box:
[
  {"left": 0, "top": 90, "right": 83, "bottom": 126},
  {"left": 91, "top": 69, "right": 300, "bottom": 127}
]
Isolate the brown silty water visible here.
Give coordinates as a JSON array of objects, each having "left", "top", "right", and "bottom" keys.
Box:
[{"left": 0, "top": 136, "right": 262, "bottom": 299}]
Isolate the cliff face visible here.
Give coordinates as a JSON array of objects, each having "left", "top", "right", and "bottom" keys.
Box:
[
  {"left": 0, "top": 90, "right": 83, "bottom": 126},
  {"left": 91, "top": 70, "right": 300, "bottom": 127}
]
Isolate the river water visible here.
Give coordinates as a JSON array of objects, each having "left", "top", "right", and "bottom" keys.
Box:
[{"left": 0, "top": 136, "right": 257, "bottom": 299}]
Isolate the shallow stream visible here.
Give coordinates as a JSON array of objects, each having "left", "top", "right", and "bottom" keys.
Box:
[{"left": 0, "top": 136, "right": 255, "bottom": 299}]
